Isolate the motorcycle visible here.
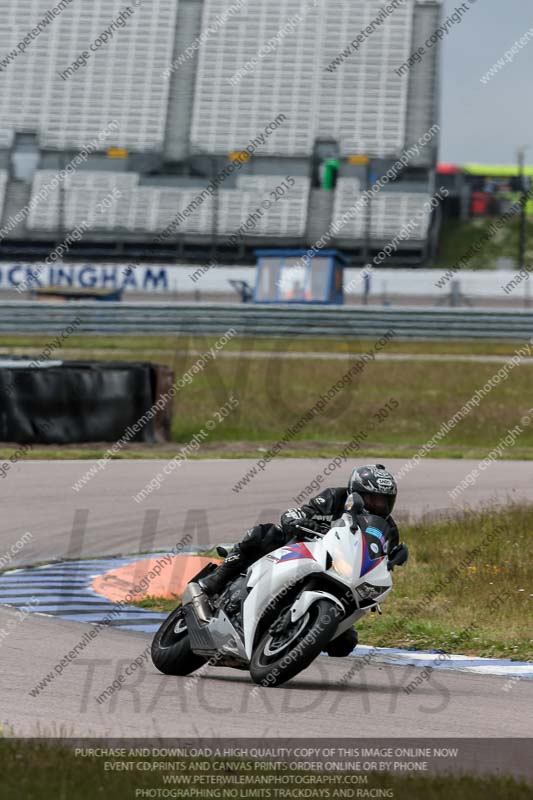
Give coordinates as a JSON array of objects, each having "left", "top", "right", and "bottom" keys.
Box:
[{"left": 151, "top": 494, "right": 406, "bottom": 687}]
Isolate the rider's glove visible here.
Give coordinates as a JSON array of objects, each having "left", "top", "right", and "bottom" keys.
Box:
[
  {"left": 387, "top": 542, "right": 409, "bottom": 571},
  {"left": 295, "top": 518, "right": 324, "bottom": 534},
  {"left": 280, "top": 508, "right": 307, "bottom": 535}
]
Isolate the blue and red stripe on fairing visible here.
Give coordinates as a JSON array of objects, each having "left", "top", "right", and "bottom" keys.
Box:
[{"left": 276, "top": 543, "right": 316, "bottom": 563}]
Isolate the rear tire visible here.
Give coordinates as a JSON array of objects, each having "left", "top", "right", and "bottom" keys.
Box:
[
  {"left": 250, "top": 599, "right": 340, "bottom": 687},
  {"left": 151, "top": 606, "right": 206, "bottom": 676}
]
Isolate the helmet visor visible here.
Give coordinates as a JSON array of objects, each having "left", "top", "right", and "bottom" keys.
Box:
[{"left": 362, "top": 492, "right": 396, "bottom": 517}]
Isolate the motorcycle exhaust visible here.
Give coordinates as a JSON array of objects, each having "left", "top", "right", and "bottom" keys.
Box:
[{"left": 182, "top": 582, "right": 213, "bottom": 624}]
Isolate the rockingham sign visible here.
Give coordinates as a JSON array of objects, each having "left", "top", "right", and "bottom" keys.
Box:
[
  {"left": 2, "top": 262, "right": 527, "bottom": 301},
  {"left": 0, "top": 262, "right": 169, "bottom": 293}
]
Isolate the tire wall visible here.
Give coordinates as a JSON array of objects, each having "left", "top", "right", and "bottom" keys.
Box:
[{"left": 0, "top": 360, "right": 174, "bottom": 444}]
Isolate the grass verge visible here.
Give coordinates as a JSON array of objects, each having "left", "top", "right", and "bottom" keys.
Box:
[
  {"left": 356, "top": 504, "right": 532, "bottom": 661},
  {"left": 3, "top": 334, "right": 533, "bottom": 459},
  {"left": 2, "top": 333, "right": 533, "bottom": 355},
  {"left": 4, "top": 443, "right": 533, "bottom": 461},
  {"left": 129, "top": 594, "right": 180, "bottom": 614}
]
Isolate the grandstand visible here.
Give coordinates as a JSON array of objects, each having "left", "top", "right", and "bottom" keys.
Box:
[
  {"left": 0, "top": 0, "right": 177, "bottom": 151},
  {"left": 0, "top": 0, "right": 442, "bottom": 264}
]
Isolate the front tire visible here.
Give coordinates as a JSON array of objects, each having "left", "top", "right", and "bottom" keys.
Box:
[
  {"left": 250, "top": 599, "right": 340, "bottom": 687},
  {"left": 151, "top": 606, "right": 206, "bottom": 676}
]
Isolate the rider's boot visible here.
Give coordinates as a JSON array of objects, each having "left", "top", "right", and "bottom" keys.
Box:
[
  {"left": 325, "top": 627, "right": 358, "bottom": 657},
  {"left": 198, "top": 546, "right": 250, "bottom": 598}
]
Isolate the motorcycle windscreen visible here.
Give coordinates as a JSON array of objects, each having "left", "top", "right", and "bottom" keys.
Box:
[
  {"left": 327, "top": 524, "right": 361, "bottom": 581},
  {"left": 357, "top": 514, "right": 389, "bottom": 577}
]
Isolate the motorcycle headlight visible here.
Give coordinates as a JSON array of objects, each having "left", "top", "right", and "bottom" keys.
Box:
[
  {"left": 331, "top": 555, "right": 353, "bottom": 578},
  {"left": 356, "top": 583, "right": 383, "bottom": 600}
]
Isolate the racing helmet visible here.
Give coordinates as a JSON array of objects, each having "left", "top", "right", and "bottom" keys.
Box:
[{"left": 348, "top": 464, "right": 397, "bottom": 517}]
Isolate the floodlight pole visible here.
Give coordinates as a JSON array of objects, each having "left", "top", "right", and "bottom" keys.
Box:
[{"left": 517, "top": 147, "right": 527, "bottom": 274}]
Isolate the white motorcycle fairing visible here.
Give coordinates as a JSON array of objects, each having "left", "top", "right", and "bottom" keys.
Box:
[
  {"left": 152, "top": 498, "right": 399, "bottom": 685},
  {"left": 241, "top": 513, "right": 393, "bottom": 660}
]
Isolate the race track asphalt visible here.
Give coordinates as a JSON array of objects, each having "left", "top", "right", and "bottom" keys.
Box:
[
  {"left": 3, "top": 457, "right": 533, "bottom": 567},
  {"left": 2, "top": 604, "right": 532, "bottom": 741}
]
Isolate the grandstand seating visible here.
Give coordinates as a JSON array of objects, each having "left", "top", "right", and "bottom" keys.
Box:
[
  {"left": 25, "top": 171, "right": 310, "bottom": 237},
  {"left": 221, "top": 175, "right": 311, "bottom": 236},
  {"left": 191, "top": 0, "right": 320, "bottom": 156},
  {"left": 0, "top": 130, "right": 14, "bottom": 149},
  {"left": 0, "top": 0, "right": 438, "bottom": 256},
  {"left": 332, "top": 178, "right": 431, "bottom": 240},
  {"left": 27, "top": 170, "right": 133, "bottom": 231},
  {"left": 319, "top": 1, "right": 414, "bottom": 156},
  {"left": 27, "top": 170, "right": 430, "bottom": 242},
  {"left": 191, "top": 0, "right": 414, "bottom": 157},
  {"left": 370, "top": 192, "right": 431, "bottom": 239},
  {"left": 0, "top": 0, "right": 177, "bottom": 152}
]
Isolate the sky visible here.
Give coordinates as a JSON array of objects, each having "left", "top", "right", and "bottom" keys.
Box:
[{"left": 440, "top": 0, "right": 533, "bottom": 164}]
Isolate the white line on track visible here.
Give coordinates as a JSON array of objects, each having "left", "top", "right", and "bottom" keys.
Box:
[{"left": 6, "top": 348, "right": 533, "bottom": 364}]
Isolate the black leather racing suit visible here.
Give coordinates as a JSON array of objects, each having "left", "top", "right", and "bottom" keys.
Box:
[{"left": 236, "top": 486, "right": 400, "bottom": 564}]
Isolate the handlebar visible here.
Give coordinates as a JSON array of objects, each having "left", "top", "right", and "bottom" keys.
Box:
[{"left": 294, "top": 524, "right": 328, "bottom": 538}]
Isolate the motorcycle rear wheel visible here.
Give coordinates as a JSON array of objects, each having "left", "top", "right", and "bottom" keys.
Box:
[{"left": 151, "top": 606, "right": 206, "bottom": 676}]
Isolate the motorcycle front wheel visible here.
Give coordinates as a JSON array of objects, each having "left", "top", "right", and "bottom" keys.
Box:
[{"left": 250, "top": 599, "right": 339, "bottom": 687}]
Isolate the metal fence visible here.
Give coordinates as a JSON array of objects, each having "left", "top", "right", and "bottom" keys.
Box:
[{"left": 0, "top": 302, "right": 532, "bottom": 340}]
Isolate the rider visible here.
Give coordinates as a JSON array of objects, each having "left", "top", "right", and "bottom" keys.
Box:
[{"left": 199, "top": 464, "right": 407, "bottom": 656}]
